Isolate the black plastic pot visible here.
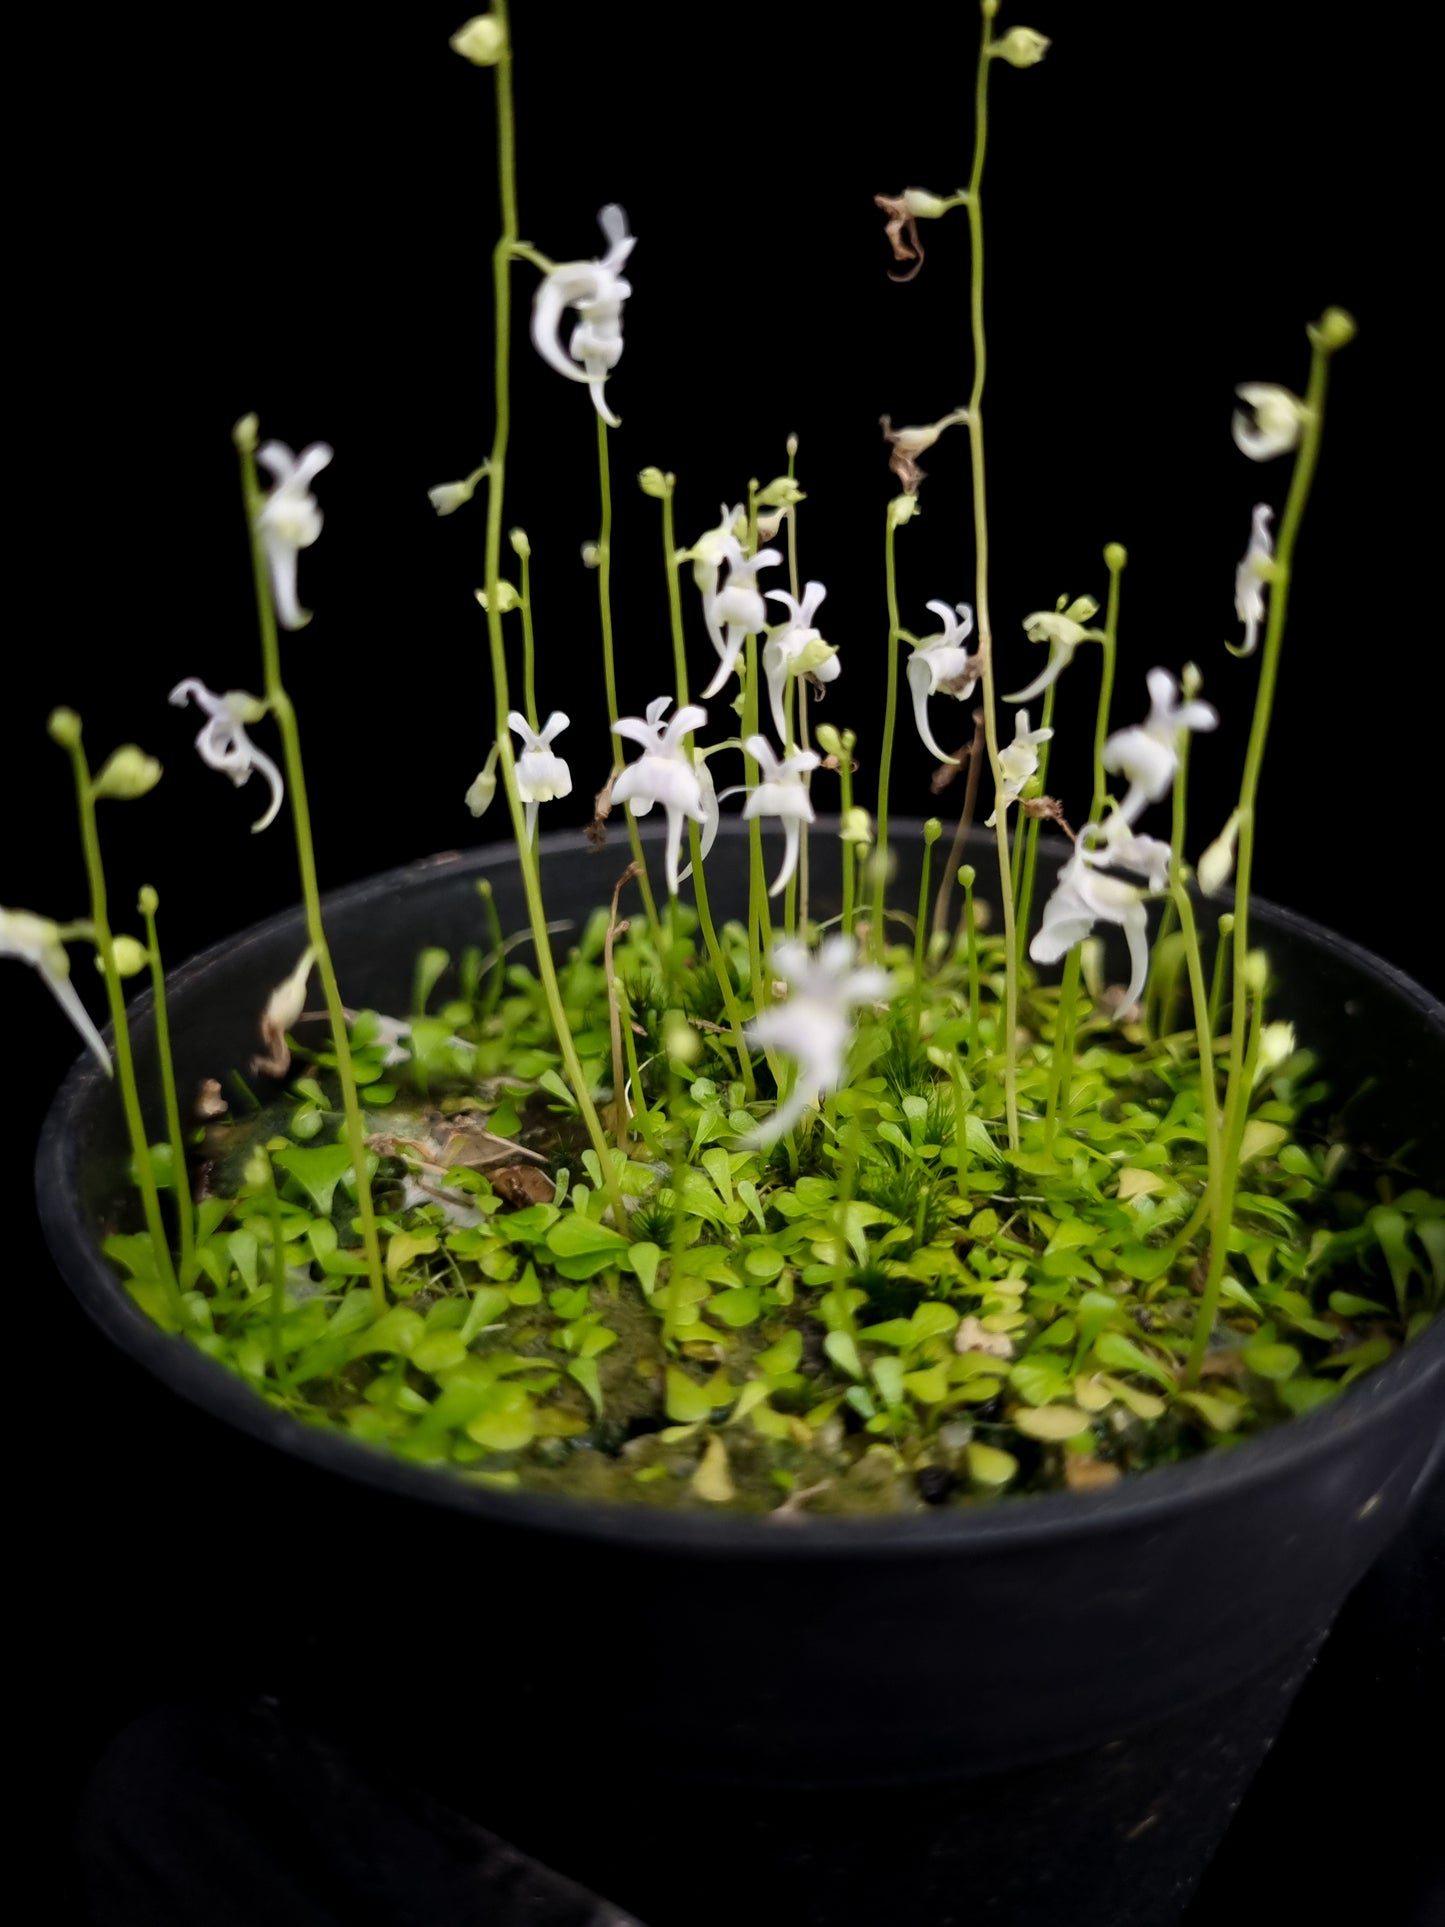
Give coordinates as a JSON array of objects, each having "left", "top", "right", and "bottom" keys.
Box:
[{"left": 37, "top": 822, "right": 1445, "bottom": 1927}]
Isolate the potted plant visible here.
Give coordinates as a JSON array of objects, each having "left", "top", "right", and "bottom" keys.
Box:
[{"left": 19, "top": 5, "right": 1442, "bottom": 1923}]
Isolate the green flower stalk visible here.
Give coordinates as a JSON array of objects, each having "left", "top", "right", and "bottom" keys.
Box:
[
  {"left": 1186, "top": 310, "right": 1354, "bottom": 1385},
  {"left": 49, "top": 712, "right": 184, "bottom": 1327},
  {"left": 872, "top": 498, "right": 907, "bottom": 961},
  {"left": 137, "top": 885, "right": 195, "bottom": 1288}
]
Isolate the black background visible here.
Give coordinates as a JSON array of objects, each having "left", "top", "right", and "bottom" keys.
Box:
[{"left": 12, "top": 1, "right": 1440, "bottom": 1919}]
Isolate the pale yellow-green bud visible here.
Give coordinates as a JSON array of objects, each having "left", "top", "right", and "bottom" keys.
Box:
[
  {"left": 755, "top": 476, "right": 806, "bottom": 509},
  {"left": 1217, "top": 913, "right": 1235, "bottom": 939},
  {"left": 473, "top": 581, "right": 523, "bottom": 613},
  {"left": 508, "top": 526, "right": 531, "bottom": 558},
  {"left": 901, "top": 188, "right": 953, "bottom": 220},
  {"left": 756, "top": 508, "right": 785, "bottom": 543},
  {"left": 97, "top": 935, "right": 150, "bottom": 978},
  {"left": 581, "top": 541, "right": 601, "bottom": 570},
  {"left": 449, "top": 13, "right": 506, "bottom": 63},
  {"left": 1256, "top": 1021, "right": 1297, "bottom": 1082},
  {"left": 663, "top": 1010, "right": 702, "bottom": 1065},
  {"left": 958, "top": 864, "right": 976, "bottom": 889},
  {"left": 923, "top": 817, "right": 943, "bottom": 845},
  {"left": 1310, "top": 307, "right": 1357, "bottom": 353},
  {"left": 232, "top": 413, "right": 259, "bottom": 453},
  {"left": 1103, "top": 541, "right": 1128, "bottom": 573},
  {"left": 1197, "top": 808, "right": 1240, "bottom": 896},
  {"left": 465, "top": 743, "right": 500, "bottom": 818},
  {"left": 838, "top": 728, "right": 858, "bottom": 755},
  {"left": 92, "top": 745, "right": 162, "bottom": 802},
  {"left": 814, "top": 723, "right": 844, "bottom": 758},
  {"left": 1243, "top": 950, "right": 1269, "bottom": 995},
  {"left": 786, "top": 433, "right": 799, "bottom": 459},
  {"left": 430, "top": 478, "right": 477, "bottom": 516},
  {"left": 47, "top": 706, "right": 82, "bottom": 749},
  {"left": 1181, "top": 662, "right": 1204, "bottom": 701},
  {"left": 889, "top": 494, "right": 921, "bottom": 528},
  {"left": 840, "top": 807, "right": 873, "bottom": 846},
  {"left": 991, "top": 25, "right": 1049, "bottom": 65},
  {"left": 637, "top": 467, "right": 672, "bottom": 499},
  {"left": 137, "top": 885, "right": 159, "bottom": 917}
]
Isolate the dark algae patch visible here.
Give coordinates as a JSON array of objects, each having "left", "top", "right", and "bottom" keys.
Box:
[{"left": 101, "top": 902, "right": 1445, "bottom": 1517}]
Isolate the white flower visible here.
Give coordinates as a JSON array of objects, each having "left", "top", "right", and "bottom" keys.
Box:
[
  {"left": 986, "top": 709, "right": 1054, "bottom": 825},
  {"left": 508, "top": 711, "right": 572, "bottom": 839},
  {"left": 1233, "top": 503, "right": 1274, "bottom": 657},
  {"left": 744, "top": 937, "right": 889, "bottom": 1145},
  {"left": 612, "top": 696, "right": 709, "bottom": 895},
  {"left": 255, "top": 440, "right": 332, "bottom": 631},
  {"left": 728, "top": 736, "right": 820, "bottom": 897},
  {"left": 1, "top": 906, "right": 110, "bottom": 1074},
  {"left": 1005, "top": 604, "right": 1097, "bottom": 703},
  {"left": 907, "top": 600, "right": 979, "bottom": 761},
  {"left": 699, "top": 540, "right": 783, "bottom": 697},
  {"left": 762, "top": 582, "right": 837, "bottom": 742},
  {"left": 1255, "top": 1021, "right": 1297, "bottom": 1084},
  {"left": 677, "top": 752, "right": 720, "bottom": 886},
  {"left": 1231, "top": 384, "right": 1308, "bottom": 462},
  {"left": 1030, "top": 817, "right": 1173, "bottom": 1015},
  {"left": 169, "top": 678, "right": 285, "bottom": 832},
  {"left": 1101, "top": 668, "right": 1218, "bottom": 826},
  {"left": 530, "top": 205, "right": 634, "bottom": 427}
]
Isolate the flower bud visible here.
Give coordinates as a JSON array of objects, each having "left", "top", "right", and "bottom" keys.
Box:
[
  {"left": 814, "top": 723, "right": 844, "bottom": 758},
  {"left": 232, "top": 413, "right": 259, "bottom": 453},
  {"left": 1243, "top": 950, "right": 1269, "bottom": 995},
  {"left": 429, "top": 478, "right": 477, "bottom": 516},
  {"left": 785, "top": 433, "right": 799, "bottom": 459},
  {"left": 97, "top": 935, "right": 150, "bottom": 978},
  {"left": 465, "top": 743, "right": 500, "bottom": 818},
  {"left": 958, "top": 864, "right": 976, "bottom": 890},
  {"left": 1256, "top": 1021, "right": 1297, "bottom": 1080},
  {"left": 755, "top": 476, "right": 806, "bottom": 509},
  {"left": 1103, "top": 542, "right": 1128, "bottom": 573},
  {"left": 1196, "top": 809, "right": 1240, "bottom": 896},
  {"left": 1181, "top": 662, "right": 1204, "bottom": 701},
  {"left": 137, "top": 885, "right": 160, "bottom": 917},
  {"left": 840, "top": 807, "right": 873, "bottom": 846},
  {"left": 47, "top": 707, "right": 83, "bottom": 749},
  {"left": 901, "top": 188, "right": 952, "bottom": 220},
  {"left": 991, "top": 25, "right": 1050, "bottom": 65},
  {"left": 663, "top": 1010, "right": 702, "bottom": 1065},
  {"left": 92, "top": 745, "right": 162, "bottom": 802},
  {"left": 508, "top": 526, "right": 531, "bottom": 557},
  {"left": 756, "top": 508, "right": 785, "bottom": 542},
  {"left": 889, "top": 494, "right": 921, "bottom": 527},
  {"left": 1310, "top": 307, "right": 1357, "bottom": 353},
  {"left": 637, "top": 467, "right": 672, "bottom": 499},
  {"left": 473, "top": 580, "right": 522, "bottom": 612},
  {"left": 581, "top": 541, "right": 601, "bottom": 569},
  {"left": 923, "top": 817, "right": 943, "bottom": 845},
  {"left": 449, "top": 13, "right": 506, "bottom": 63}
]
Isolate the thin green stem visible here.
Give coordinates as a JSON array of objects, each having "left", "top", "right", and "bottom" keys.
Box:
[
  {"left": 468, "top": 6, "right": 626, "bottom": 1225},
  {"left": 477, "top": 878, "right": 505, "bottom": 1020},
  {"left": 1014, "top": 680, "right": 1056, "bottom": 973},
  {"left": 139, "top": 892, "right": 194, "bottom": 1288},
  {"left": 1091, "top": 551, "right": 1124, "bottom": 818},
  {"left": 1169, "top": 877, "right": 1222, "bottom": 1181},
  {"left": 1043, "top": 949, "right": 1082, "bottom": 1158},
  {"left": 519, "top": 545, "right": 538, "bottom": 730},
  {"left": 1207, "top": 912, "right": 1234, "bottom": 1041},
  {"left": 743, "top": 631, "right": 771, "bottom": 997},
  {"left": 65, "top": 744, "right": 184, "bottom": 1326},
  {"left": 913, "top": 825, "right": 940, "bottom": 1030},
  {"left": 964, "top": 3, "right": 1019, "bottom": 1148},
  {"left": 873, "top": 507, "right": 903, "bottom": 961},
  {"left": 839, "top": 750, "right": 857, "bottom": 936},
  {"left": 934, "top": 713, "right": 985, "bottom": 940},
  {"left": 963, "top": 871, "right": 980, "bottom": 1055},
  {"left": 595, "top": 413, "right": 662, "bottom": 946},
  {"left": 1186, "top": 969, "right": 1265, "bottom": 1385}
]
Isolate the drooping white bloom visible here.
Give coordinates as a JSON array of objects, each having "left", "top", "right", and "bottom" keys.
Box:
[
  {"left": 530, "top": 205, "right": 635, "bottom": 426},
  {"left": 762, "top": 582, "right": 838, "bottom": 742},
  {"left": 699, "top": 540, "right": 783, "bottom": 697},
  {"left": 1030, "top": 816, "right": 1173, "bottom": 1015},
  {"left": 507, "top": 711, "right": 572, "bottom": 839},
  {"left": 744, "top": 937, "right": 889, "bottom": 1144},
  {"left": 986, "top": 709, "right": 1054, "bottom": 825},
  {"left": 1233, "top": 503, "right": 1274, "bottom": 657},
  {"left": 729, "top": 736, "right": 820, "bottom": 897},
  {"left": 169, "top": 679, "right": 285, "bottom": 832},
  {"left": 1005, "top": 604, "right": 1097, "bottom": 703},
  {"left": 1101, "top": 668, "right": 1218, "bottom": 826},
  {"left": 677, "top": 752, "right": 719, "bottom": 886},
  {"left": 1231, "top": 384, "right": 1308, "bottom": 462},
  {"left": 612, "top": 695, "right": 708, "bottom": 895},
  {"left": 253, "top": 945, "right": 316, "bottom": 1079},
  {"left": 1, "top": 907, "right": 110, "bottom": 1074},
  {"left": 907, "top": 600, "right": 979, "bottom": 761},
  {"left": 255, "top": 440, "right": 332, "bottom": 631}
]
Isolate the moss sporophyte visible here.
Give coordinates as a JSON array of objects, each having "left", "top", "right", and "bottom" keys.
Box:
[{"left": 17, "top": 6, "right": 1442, "bottom": 1513}]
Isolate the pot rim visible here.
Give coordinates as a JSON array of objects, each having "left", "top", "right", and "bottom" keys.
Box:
[{"left": 36, "top": 820, "right": 1445, "bottom": 1560}]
